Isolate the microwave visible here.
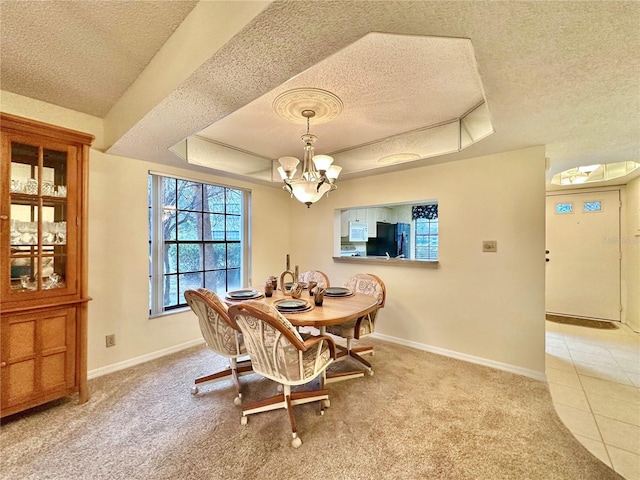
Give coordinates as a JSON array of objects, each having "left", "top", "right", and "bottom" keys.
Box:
[{"left": 348, "top": 221, "right": 368, "bottom": 242}]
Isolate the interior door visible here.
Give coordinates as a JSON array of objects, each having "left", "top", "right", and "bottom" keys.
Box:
[{"left": 546, "top": 190, "right": 621, "bottom": 321}]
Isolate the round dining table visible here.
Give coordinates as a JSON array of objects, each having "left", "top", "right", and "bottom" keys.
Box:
[
  {"left": 225, "top": 287, "right": 379, "bottom": 383},
  {"left": 225, "top": 288, "right": 379, "bottom": 333}
]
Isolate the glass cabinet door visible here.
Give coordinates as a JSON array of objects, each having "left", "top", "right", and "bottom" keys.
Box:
[{"left": 8, "top": 140, "right": 76, "bottom": 295}]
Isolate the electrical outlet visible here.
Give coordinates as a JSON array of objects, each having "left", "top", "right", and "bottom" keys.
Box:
[
  {"left": 105, "top": 334, "right": 116, "bottom": 347},
  {"left": 483, "top": 240, "right": 498, "bottom": 253}
]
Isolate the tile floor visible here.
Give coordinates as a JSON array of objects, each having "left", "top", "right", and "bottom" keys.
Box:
[{"left": 546, "top": 320, "right": 640, "bottom": 480}]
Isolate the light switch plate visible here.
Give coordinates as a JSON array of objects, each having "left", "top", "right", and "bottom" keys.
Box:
[{"left": 483, "top": 240, "right": 497, "bottom": 252}]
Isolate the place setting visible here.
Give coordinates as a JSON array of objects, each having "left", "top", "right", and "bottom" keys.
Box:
[
  {"left": 324, "top": 286, "right": 354, "bottom": 298},
  {"left": 273, "top": 298, "right": 314, "bottom": 313},
  {"left": 224, "top": 289, "right": 264, "bottom": 301}
]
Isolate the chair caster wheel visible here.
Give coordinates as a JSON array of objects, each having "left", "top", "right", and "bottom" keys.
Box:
[
  {"left": 240, "top": 416, "right": 248, "bottom": 425},
  {"left": 276, "top": 384, "right": 283, "bottom": 393},
  {"left": 190, "top": 386, "right": 199, "bottom": 395},
  {"left": 233, "top": 395, "right": 242, "bottom": 406},
  {"left": 291, "top": 437, "right": 302, "bottom": 448},
  {"left": 367, "top": 369, "right": 374, "bottom": 376},
  {"left": 322, "top": 399, "right": 330, "bottom": 408}
]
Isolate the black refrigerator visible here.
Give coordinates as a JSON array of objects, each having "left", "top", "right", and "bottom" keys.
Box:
[{"left": 366, "top": 222, "right": 410, "bottom": 257}]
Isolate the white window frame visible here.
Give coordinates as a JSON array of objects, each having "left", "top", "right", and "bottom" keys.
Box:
[{"left": 148, "top": 172, "right": 251, "bottom": 316}]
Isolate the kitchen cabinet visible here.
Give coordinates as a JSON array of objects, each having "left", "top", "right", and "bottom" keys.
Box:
[
  {"left": 348, "top": 208, "right": 367, "bottom": 223},
  {"left": 340, "top": 210, "right": 349, "bottom": 236},
  {"left": 341, "top": 207, "right": 401, "bottom": 238},
  {"left": 366, "top": 207, "right": 396, "bottom": 237},
  {"left": 1, "top": 113, "right": 93, "bottom": 417}
]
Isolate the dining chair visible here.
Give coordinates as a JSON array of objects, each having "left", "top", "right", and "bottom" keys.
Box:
[
  {"left": 298, "top": 270, "right": 330, "bottom": 288},
  {"left": 325, "top": 273, "right": 386, "bottom": 378},
  {"left": 228, "top": 301, "right": 336, "bottom": 448},
  {"left": 184, "top": 289, "right": 252, "bottom": 405}
]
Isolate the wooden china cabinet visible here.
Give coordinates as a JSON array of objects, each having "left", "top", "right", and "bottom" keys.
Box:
[{"left": 0, "top": 113, "right": 93, "bottom": 418}]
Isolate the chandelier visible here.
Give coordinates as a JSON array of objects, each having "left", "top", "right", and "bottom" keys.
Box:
[{"left": 277, "top": 109, "right": 342, "bottom": 207}]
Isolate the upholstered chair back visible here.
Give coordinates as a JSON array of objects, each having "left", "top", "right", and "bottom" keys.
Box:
[
  {"left": 345, "top": 273, "right": 386, "bottom": 307},
  {"left": 298, "top": 270, "right": 330, "bottom": 288},
  {"left": 344, "top": 273, "right": 386, "bottom": 336},
  {"left": 184, "top": 289, "right": 244, "bottom": 357},
  {"left": 229, "top": 301, "right": 332, "bottom": 384}
]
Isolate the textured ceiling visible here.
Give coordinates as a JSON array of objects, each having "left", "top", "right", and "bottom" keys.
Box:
[
  {"left": 1, "top": 1, "right": 639, "bottom": 188},
  {"left": 195, "top": 33, "right": 486, "bottom": 161},
  {"left": 0, "top": 0, "right": 197, "bottom": 117}
]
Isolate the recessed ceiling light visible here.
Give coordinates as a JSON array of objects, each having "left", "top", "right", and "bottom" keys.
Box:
[{"left": 378, "top": 153, "right": 421, "bottom": 165}]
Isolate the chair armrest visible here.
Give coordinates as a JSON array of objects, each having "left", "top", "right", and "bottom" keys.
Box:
[
  {"left": 353, "top": 315, "right": 365, "bottom": 340},
  {"left": 353, "top": 307, "right": 379, "bottom": 340},
  {"left": 303, "top": 335, "right": 337, "bottom": 360}
]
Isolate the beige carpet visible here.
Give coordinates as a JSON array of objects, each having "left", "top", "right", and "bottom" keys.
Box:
[{"left": 1, "top": 339, "right": 622, "bottom": 480}]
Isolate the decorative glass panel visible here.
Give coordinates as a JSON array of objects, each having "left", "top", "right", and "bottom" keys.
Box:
[
  {"left": 555, "top": 203, "right": 573, "bottom": 214},
  {"left": 583, "top": 201, "right": 602, "bottom": 212}
]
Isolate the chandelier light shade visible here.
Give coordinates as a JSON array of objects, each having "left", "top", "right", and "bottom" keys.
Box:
[{"left": 278, "top": 110, "right": 341, "bottom": 207}]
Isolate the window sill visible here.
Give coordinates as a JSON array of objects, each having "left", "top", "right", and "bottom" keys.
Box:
[
  {"left": 149, "top": 306, "right": 190, "bottom": 319},
  {"left": 332, "top": 256, "right": 439, "bottom": 268}
]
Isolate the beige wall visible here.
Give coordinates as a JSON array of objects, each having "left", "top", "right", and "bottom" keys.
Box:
[
  {"left": 2, "top": 90, "right": 547, "bottom": 378},
  {"left": 1, "top": 91, "right": 292, "bottom": 372},
  {"left": 87, "top": 152, "right": 291, "bottom": 371},
  {"left": 624, "top": 176, "right": 640, "bottom": 331},
  {"left": 287, "top": 147, "right": 547, "bottom": 376}
]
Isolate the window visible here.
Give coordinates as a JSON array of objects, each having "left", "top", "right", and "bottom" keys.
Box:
[
  {"left": 555, "top": 202, "right": 573, "bottom": 214},
  {"left": 148, "top": 174, "right": 250, "bottom": 314},
  {"left": 413, "top": 204, "right": 438, "bottom": 260},
  {"left": 583, "top": 200, "right": 602, "bottom": 212}
]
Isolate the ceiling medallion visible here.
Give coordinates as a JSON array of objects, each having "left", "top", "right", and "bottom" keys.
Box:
[{"left": 273, "top": 88, "right": 343, "bottom": 125}]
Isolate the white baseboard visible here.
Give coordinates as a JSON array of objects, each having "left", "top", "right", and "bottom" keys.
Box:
[
  {"left": 372, "top": 333, "right": 547, "bottom": 382},
  {"left": 88, "top": 338, "right": 205, "bottom": 380},
  {"left": 88, "top": 334, "right": 546, "bottom": 383}
]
